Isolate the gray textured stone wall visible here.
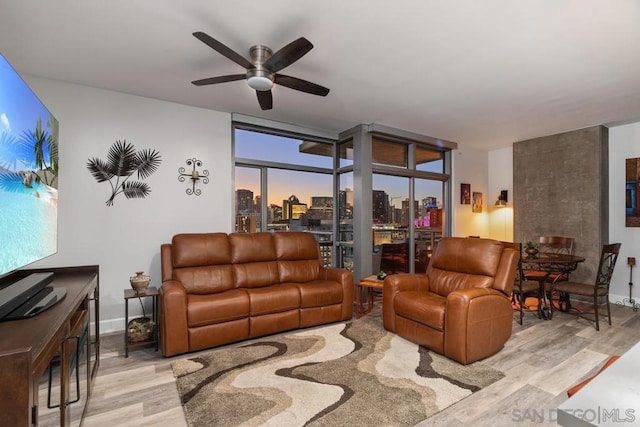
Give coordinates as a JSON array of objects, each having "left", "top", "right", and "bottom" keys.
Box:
[{"left": 513, "top": 125, "right": 608, "bottom": 283}]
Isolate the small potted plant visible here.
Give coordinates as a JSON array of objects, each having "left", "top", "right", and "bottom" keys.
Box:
[
  {"left": 377, "top": 270, "right": 387, "bottom": 280},
  {"left": 524, "top": 241, "right": 539, "bottom": 258}
]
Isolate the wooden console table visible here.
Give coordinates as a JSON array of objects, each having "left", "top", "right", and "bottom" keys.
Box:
[{"left": 0, "top": 265, "right": 100, "bottom": 426}]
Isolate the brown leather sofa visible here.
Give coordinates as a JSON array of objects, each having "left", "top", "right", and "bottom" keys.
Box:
[
  {"left": 383, "top": 237, "right": 518, "bottom": 365},
  {"left": 159, "top": 231, "right": 353, "bottom": 357}
]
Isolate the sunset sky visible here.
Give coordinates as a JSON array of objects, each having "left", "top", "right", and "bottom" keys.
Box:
[{"left": 234, "top": 129, "right": 443, "bottom": 208}]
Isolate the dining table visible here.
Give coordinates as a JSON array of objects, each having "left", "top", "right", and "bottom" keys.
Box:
[{"left": 521, "top": 252, "right": 586, "bottom": 319}]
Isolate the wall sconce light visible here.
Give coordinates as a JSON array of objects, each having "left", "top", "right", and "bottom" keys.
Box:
[
  {"left": 494, "top": 190, "right": 508, "bottom": 207},
  {"left": 178, "top": 158, "right": 209, "bottom": 195}
]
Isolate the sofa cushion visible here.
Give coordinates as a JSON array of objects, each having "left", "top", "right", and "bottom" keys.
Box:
[
  {"left": 187, "top": 289, "right": 249, "bottom": 327},
  {"left": 296, "top": 280, "right": 343, "bottom": 308},
  {"left": 229, "top": 232, "right": 277, "bottom": 263},
  {"left": 233, "top": 261, "right": 279, "bottom": 288},
  {"left": 174, "top": 265, "right": 235, "bottom": 294},
  {"left": 247, "top": 284, "right": 300, "bottom": 316},
  {"left": 428, "top": 238, "right": 503, "bottom": 297},
  {"left": 274, "top": 232, "right": 321, "bottom": 283},
  {"left": 430, "top": 238, "right": 503, "bottom": 277},
  {"left": 273, "top": 231, "right": 319, "bottom": 260},
  {"left": 395, "top": 291, "right": 446, "bottom": 331},
  {"left": 172, "top": 233, "right": 231, "bottom": 268},
  {"left": 278, "top": 259, "right": 321, "bottom": 283},
  {"left": 428, "top": 269, "right": 495, "bottom": 297}
]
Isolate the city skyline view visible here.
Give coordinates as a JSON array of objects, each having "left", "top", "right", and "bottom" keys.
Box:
[
  {"left": 235, "top": 129, "right": 444, "bottom": 209},
  {"left": 234, "top": 128, "right": 446, "bottom": 272}
]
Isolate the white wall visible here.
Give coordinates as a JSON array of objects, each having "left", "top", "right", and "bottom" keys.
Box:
[
  {"left": 608, "top": 123, "right": 640, "bottom": 304},
  {"left": 452, "top": 146, "right": 489, "bottom": 237},
  {"left": 452, "top": 145, "right": 513, "bottom": 241},
  {"left": 25, "top": 77, "right": 233, "bottom": 332}
]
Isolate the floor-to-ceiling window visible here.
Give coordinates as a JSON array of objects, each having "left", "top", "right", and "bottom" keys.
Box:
[
  {"left": 233, "top": 119, "right": 455, "bottom": 277},
  {"left": 370, "top": 137, "right": 447, "bottom": 275},
  {"left": 234, "top": 124, "right": 336, "bottom": 266},
  {"left": 339, "top": 125, "right": 454, "bottom": 280}
]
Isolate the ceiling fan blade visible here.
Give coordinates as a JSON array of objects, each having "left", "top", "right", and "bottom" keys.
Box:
[
  {"left": 193, "top": 32, "right": 253, "bottom": 70},
  {"left": 274, "top": 74, "right": 330, "bottom": 96},
  {"left": 256, "top": 90, "right": 273, "bottom": 110},
  {"left": 191, "top": 74, "right": 246, "bottom": 86},
  {"left": 263, "top": 37, "right": 313, "bottom": 73}
]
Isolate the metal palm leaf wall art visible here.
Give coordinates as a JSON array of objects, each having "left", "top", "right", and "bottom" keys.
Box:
[{"left": 87, "top": 140, "right": 162, "bottom": 206}]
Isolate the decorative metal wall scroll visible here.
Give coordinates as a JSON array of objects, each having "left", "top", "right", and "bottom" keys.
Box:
[{"left": 178, "top": 158, "right": 209, "bottom": 195}]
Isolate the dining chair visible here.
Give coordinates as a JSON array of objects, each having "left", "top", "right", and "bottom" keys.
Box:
[
  {"left": 551, "top": 243, "right": 621, "bottom": 331},
  {"left": 524, "top": 235, "right": 575, "bottom": 283},
  {"left": 523, "top": 237, "right": 576, "bottom": 313},
  {"left": 503, "top": 242, "right": 541, "bottom": 324}
]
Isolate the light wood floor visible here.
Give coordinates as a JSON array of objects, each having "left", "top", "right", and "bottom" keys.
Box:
[{"left": 83, "top": 300, "right": 640, "bottom": 427}]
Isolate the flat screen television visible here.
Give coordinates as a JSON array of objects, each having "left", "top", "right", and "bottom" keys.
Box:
[{"left": 0, "top": 52, "right": 63, "bottom": 320}]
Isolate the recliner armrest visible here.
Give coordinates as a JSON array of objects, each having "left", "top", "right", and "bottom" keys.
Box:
[
  {"left": 383, "top": 273, "right": 430, "bottom": 331},
  {"left": 159, "top": 280, "right": 189, "bottom": 357},
  {"left": 444, "top": 287, "right": 513, "bottom": 364},
  {"left": 319, "top": 267, "right": 354, "bottom": 319}
]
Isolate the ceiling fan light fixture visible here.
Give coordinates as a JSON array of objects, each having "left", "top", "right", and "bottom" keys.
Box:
[
  {"left": 246, "top": 68, "right": 274, "bottom": 91},
  {"left": 192, "top": 33, "right": 328, "bottom": 107},
  {"left": 247, "top": 75, "right": 273, "bottom": 91}
]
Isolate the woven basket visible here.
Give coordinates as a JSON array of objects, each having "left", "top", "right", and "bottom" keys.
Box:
[{"left": 128, "top": 317, "right": 154, "bottom": 342}]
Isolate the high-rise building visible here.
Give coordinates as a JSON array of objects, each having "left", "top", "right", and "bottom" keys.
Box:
[
  {"left": 372, "top": 190, "right": 388, "bottom": 224},
  {"left": 311, "top": 196, "right": 332, "bottom": 207},
  {"left": 254, "top": 195, "right": 262, "bottom": 213},
  {"left": 236, "top": 189, "right": 254, "bottom": 213},
  {"left": 307, "top": 196, "right": 333, "bottom": 221},
  {"left": 283, "top": 195, "right": 308, "bottom": 220},
  {"left": 267, "top": 204, "right": 282, "bottom": 224},
  {"left": 338, "top": 189, "right": 353, "bottom": 220},
  {"left": 401, "top": 198, "right": 419, "bottom": 227},
  {"left": 235, "top": 214, "right": 257, "bottom": 233},
  {"left": 344, "top": 188, "right": 353, "bottom": 207}
]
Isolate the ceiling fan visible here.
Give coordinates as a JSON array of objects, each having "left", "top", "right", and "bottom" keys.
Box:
[{"left": 191, "top": 32, "right": 330, "bottom": 111}]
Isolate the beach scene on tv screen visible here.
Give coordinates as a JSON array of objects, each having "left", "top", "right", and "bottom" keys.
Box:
[{"left": 0, "top": 54, "right": 58, "bottom": 276}]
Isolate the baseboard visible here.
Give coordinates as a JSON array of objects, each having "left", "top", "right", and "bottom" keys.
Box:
[
  {"left": 609, "top": 292, "right": 640, "bottom": 309},
  {"left": 98, "top": 317, "right": 125, "bottom": 334}
]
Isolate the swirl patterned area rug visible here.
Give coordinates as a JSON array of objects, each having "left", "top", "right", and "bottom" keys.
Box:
[{"left": 171, "top": 312, "right": 504, "bottom": 427}]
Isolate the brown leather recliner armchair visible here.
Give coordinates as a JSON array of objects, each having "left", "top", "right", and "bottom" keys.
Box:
[{"left": 383, "top": 237, "right": 518, "bottom": 365}]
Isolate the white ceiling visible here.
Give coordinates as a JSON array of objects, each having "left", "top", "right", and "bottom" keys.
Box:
[{"left": 1, "top": 0, "right": 640, "bottom": 150}]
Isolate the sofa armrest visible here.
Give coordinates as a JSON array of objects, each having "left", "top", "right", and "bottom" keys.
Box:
[
  {"left": 444, "top": 288, "right": 513, "bottom": 364},
  {"left": 383, "top": 273, "right": 430, "bottom": 332},
  {"left": 319, "top": 267, "right": 354, "bottom": 320},
  {"left": 159, "top": 280, "right": 189, "bottom": 357}
]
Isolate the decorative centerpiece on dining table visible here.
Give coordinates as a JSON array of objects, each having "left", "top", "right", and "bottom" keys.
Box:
[{"left": 524, "top": 241, "right": 539, "bottom": 258}]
